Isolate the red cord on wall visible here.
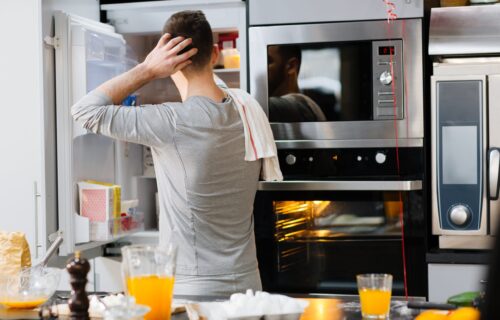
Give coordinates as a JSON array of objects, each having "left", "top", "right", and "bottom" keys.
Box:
[
  {"left": 383, "top": 0, "right": 398, "bottom": 22},
  {"left": 382, "top": 0, "right": 409, "bottom": 300}
]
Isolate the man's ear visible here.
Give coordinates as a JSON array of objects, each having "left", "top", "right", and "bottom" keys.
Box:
[{"left": 211, "top": 44, "right": 219, "bottom": 66}]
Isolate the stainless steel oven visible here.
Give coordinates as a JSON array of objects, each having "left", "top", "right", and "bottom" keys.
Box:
[
  {"left": 248, "top": 19, "right": 424, "bottom": 146},
  {"left": 248, "top": 0, "right": 427, "bottom": 296},
  {"left": 253, "top": 148, "right": 427, "bottom": 296}
]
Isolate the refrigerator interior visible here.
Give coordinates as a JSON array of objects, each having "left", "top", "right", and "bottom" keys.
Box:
[{"left": 55, "top": 11, "right": 241, "bottom": 255}]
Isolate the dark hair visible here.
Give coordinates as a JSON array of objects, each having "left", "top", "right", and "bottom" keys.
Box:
[
  {"left": 278, "top": 45, "right": 302, "bottom": 73},
  {"left": 163, "top": 10, "right": 213, "bottom": 70}
]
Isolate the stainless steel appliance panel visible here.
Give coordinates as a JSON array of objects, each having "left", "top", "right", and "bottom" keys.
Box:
[
  {"left": 372, "top": 40, "right": 404, "bottom": 120},
  {"left": 429, "top": 5, "right": 500, "bottom": 56},
  {"left": 249, "top": 19, "right": 423, "bottom": 142},
  {"left": 258, "top": 180, "right": 422, "bottom": 191},
  {"left": 431, "top": 74, "right": 488, "bottom": 237},
  {"left": 249, "top": 0, "right": 423, "bottom": 26}
]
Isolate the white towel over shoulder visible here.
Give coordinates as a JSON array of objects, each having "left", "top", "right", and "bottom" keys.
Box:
[{"left": 227, "top": 89, "right": 283, "bottom": 181}]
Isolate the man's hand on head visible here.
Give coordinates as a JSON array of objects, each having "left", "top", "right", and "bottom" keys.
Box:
[
  {"left": 141, "top": 33, "right": 198, "bottom": 80},
  {"left": 94, "top": 33, "right": 197, "bottom": 104}
]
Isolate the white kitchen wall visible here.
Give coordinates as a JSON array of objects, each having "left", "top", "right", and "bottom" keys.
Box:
[
  {"left": 0, "top": 0, "right": 100, "bottom": 262},
  {"left": 0, "top": 1, "right": 45, "bottom": 260}
]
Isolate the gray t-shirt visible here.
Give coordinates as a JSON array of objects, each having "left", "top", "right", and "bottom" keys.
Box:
[{"left": 72, "top": 90, "right": 261, "bottom": 276}]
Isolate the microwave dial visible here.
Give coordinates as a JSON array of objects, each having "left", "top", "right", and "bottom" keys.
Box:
[
  {"left": 379, "top": 71, "right": 393, "bottom": 86},
  {"left": 449, "top": 204, "right": 471, "bottom": 227}
]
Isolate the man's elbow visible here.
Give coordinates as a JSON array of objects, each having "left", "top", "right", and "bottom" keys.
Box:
[
  {"left": 70, "top": 104, "right": 86, "bottom": 127},
  {"left": 70, "top": 104, "right": 97, "bottom": 132},
  {"left": 70, "top": 104, "right": 79, "bottom": 121}
]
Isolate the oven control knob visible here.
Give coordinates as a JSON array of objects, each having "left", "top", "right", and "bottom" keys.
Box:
[
  {"left": 449, "top": 205, "right": 471, "bottom": 227},
  {"left": 379, "top": 71, "right": 393, "bottom": 86},
  {"left": 285, "top": 154, "right": 297, "bottom": 165},
  {"left": 375, "top": 152, "right": 387, "bottom": 164}
]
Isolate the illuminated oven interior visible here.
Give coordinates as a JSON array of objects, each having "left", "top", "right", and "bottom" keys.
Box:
[{"left": 273, "top": 195, "right": 403, "bottom": 242}]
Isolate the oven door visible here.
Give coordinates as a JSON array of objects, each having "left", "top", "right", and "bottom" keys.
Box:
[
  {"left": 253, "top": 182, "right": 427, "bottom": 297},
  {"left": 248, "top": 19, "right": 423, "bottom": 144}
]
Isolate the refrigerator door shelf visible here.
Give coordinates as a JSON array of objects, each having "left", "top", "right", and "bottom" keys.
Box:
[
  {"left": 54, "top": 11, "right": 139, "bottom": 256},
  {"left": 74, "top": 212, "right": 145, "bottom": 244}
]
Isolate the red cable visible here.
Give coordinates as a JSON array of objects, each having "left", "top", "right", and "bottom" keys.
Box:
[
  {"left": 383, "top": 0, "right": 409, "bottom": 299},
  {"left": 402, "top": 20, "right": 410, "bottom": 139},
  {"left": 383, "top": 0, "right": 398, "bottom": 22}
]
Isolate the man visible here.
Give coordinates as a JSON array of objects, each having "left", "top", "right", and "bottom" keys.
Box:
[
  {"left": 72, "top": 11, "right": 265, "bottom": 296},
  {"left": 267, "top": 45, "right": 327, "bottom": 122}
]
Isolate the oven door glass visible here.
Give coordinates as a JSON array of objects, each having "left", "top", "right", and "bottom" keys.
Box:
[
  {"left": 254, "top": 190, "right": 426, "bottom": 296},
  {"left": 267, "top": 42, "right": 373, "bottom": 122}
]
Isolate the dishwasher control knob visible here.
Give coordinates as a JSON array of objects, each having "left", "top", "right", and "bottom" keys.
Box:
[
  {"left": 375, "top": 152, "right": 387, "bottom": 164},
  {"left": 285, "top": 154, "right": 297, "bottom": 165},
  {"left": 379, "top": 71, "right": 393, "bottom": 86},
  {"left": 449, "top": 205, "right": 471, "bottom": 227}
]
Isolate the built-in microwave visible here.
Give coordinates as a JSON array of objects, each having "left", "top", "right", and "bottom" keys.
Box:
[{"left": 248, "top": 19, "right": 424, "bottom": 148}]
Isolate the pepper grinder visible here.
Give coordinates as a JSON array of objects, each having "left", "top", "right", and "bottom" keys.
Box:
[{"left": 66, "top": 251, "right": 90, "bottom": 320}]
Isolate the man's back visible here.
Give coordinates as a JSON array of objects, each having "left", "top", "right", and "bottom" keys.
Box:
[
  {"left": 72, "top": 90, "right": 261, "bottom": 273},
  {"left": 153, "top": 95, "right": 261, "bottom": 276}
]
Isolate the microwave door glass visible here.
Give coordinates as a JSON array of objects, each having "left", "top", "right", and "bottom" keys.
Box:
[{"left": 267, "top": 42, "right": 373, "bottom": 122}]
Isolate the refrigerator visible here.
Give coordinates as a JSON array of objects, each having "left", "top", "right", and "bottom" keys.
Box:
[
  {"left": 53, "top": 11, "right": 162, "bottom": 256},
  {"left": 51, "top": 10, "right": 244, "bottom": 257}
]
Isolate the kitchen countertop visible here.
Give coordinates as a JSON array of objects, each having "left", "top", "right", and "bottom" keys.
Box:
[
  {"left": 0, "top": 293, "right": 425, "bottom": 320},
  {"left": 172, "top": 294, "right": 424, "bottom": 320}
]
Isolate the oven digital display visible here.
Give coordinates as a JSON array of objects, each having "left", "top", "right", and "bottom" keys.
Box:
[{"left": 378, "top": 46, "right": 395, "bottom": 56}]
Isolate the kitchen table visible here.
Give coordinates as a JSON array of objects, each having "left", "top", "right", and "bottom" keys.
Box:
[{"left": 0, "top": 293, "right": 424, "bottom": 319}]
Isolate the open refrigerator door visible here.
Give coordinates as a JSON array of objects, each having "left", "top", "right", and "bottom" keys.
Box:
[{"left": 53, "top": 11, "right": 147, "bottom": 256}]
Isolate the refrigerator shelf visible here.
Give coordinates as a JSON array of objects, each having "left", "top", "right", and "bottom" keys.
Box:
[{"left": 74, "top": 212, "right": 145, "bottom": 251}]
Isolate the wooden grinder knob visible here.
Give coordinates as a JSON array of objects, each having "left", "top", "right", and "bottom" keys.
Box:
[{"left": 66, "top": 251, "right": 90, "bottom": 320}]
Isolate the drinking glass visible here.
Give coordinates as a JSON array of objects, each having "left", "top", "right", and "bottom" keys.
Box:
[
  {"left": 122, "top": 244, "right": 177, "bottom": 320},
  {"left": 357, "top": 274, "right": 393, "bottom": 319}
]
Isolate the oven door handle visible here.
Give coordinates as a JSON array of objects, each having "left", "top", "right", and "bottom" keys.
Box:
[
  {"left": 489, "top": 148, "right": 500, "bottom": 200},
  {"left": 257, "top": 180, "right": 422, "bottom": 191}
]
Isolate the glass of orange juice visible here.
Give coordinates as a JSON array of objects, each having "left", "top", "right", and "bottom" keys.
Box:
[
  {"left": 122, "top": 245, "right": 177, "bottom": 320},
  {"left": 357, "top": 273, "right": 393, "bottom": 319}
]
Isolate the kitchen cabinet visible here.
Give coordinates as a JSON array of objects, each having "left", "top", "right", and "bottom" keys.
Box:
[
  {"left": 428, "top": 263, "right": 487, "bottom": 302},
  {"left": 0, "top": 0, "right": 102, "bottom": 262},
  {"left": 93, "top": 257, "right": 123, "bottom": 292}
]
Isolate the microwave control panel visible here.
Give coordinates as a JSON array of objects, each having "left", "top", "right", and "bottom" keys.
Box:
[{"left": 372, "top": 40, "right": 403, "bottom": 120}]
